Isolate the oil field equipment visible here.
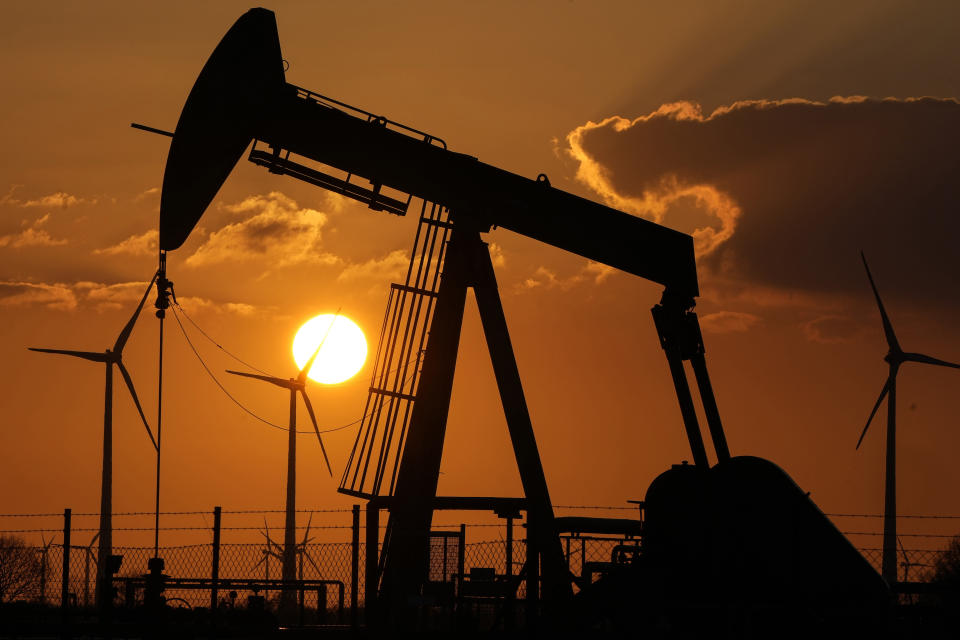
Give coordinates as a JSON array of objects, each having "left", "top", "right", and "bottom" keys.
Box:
[{"left": 154, "top": 8, "right": 889, "bottom": 632}]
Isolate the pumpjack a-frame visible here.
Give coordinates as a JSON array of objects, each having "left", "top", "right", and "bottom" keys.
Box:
[{"left": 375, "top": 221, "right": 572, "bottom": 615}]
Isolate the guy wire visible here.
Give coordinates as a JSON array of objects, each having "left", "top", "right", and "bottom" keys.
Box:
[{"left": 170, "top": 304, "right": 419, "bottom": 435}]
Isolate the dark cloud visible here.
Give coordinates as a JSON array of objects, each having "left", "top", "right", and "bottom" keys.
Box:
[{"left": 566, "top": 97, "right": 960, "bottom": 305}]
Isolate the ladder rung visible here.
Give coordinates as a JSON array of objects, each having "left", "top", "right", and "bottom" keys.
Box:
[
  {"left": 390, "top": 283, "right": 438, "bottom": 297},
  {"left": 369, "top": 387, "right": 416, "bottom": 402}
]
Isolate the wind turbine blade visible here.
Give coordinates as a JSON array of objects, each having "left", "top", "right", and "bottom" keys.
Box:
[
  {"left": 114, "top": 272, "right": 159, "bottom": 353},
  {"left": 297, "top": 343, "right": 325, "bottom": 384},
  {"left": 903, "top": 352, "right": 960, "bottom": 370},
  {"left": 301, "top": 513, "right": 313, "bottom": 546},
  {"left": 861, "top": 253, "right": 900, "bottom": 352},
  {"left": 302, "top": 549, "right": 322, "bottom": 575},
  {"left": 300, "top": 390, "right": 332, "bottom": 476},
  {"left": 28, "top": 348, "right": 107, "bottom": 363},
  {"left": 296, "top": 308, "right": 341, "bottom": 384},
  {"left": 260, "top": 539, "right": 281, "bottom": 557},
  {"left": 225, "top": 369, "right": 292, "bottom": 388},
  {"left": 856, "top": 378, "right": 891, "bottom": 450},
  {"left": 117, "top": 360, "right": 158, "bottom": 450},
  {"left": 262, "top": 519, "right": 273, "bottom": 545},
  {"left": 262, "top": 519, "right": 283, "bottom": 554},
  {"left": 260, "top": 532, "right": 281, "bottom": 555}
]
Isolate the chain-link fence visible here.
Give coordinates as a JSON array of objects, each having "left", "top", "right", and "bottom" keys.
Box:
[{"left": 3, "top": 508, "right": 959, "bottom": 611}]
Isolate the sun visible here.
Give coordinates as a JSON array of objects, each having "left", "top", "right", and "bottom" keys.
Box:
[{"left": 292, "top": 314, "right": 368, "bottom": 384}]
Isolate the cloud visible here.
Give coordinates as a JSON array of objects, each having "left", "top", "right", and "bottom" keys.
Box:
[
  {"left": 74, "top": 281, "right": 153, "bottom": 311},
  {"left": 0, "top": 190, "right": 92, "bottom": 209},
  {"left": 337, "top": 249, "right": 409, "bottom": 283},
  {"left": 0, "top": 279, "right": 254, "bottom": 315},
  {"left": 514, "top": 259, "right": 614, "bottom": 293},
  {"left": 699, "top": 310, "right": 762, "bottom": 334},
  {"left": 22, "top": 192, "right": 87, "bottom": 208},
  {"left": 94, "top": 229, "right": 158, "bottom": 256},
  {"left": 488, "top": 243, "right": 506, "bottom": 268},
  {"left": 516, "top": 266, "right": 560, "bottom": 291},
  {"left": 134, "top": 187, "right": 159, "bottom": 202},
  {"left": 76, "top": 281, "right": 257, "bottom": 315},
  {"left": 0, "top": 214, "right": 68, "bottom": 248},
  {"left": 186, "top": 192, "right": 339, "bottom": 268},
  {"left": 566, "top": 104, "right": 741, "bottom": 258},
  {"left": 802, "top": 315, "right": 862, "bottom": 344},
  {"left": 584, "top": 260, "right": 614, "bottom": 284},
  {"left": 173, "top": 297, "right": 258, "bottom": 316},
  {"left": 565, "top": 97, "right": 960, "bottom": 306},
  {"left": 0, "top": 282, "right": 77, "bottom": 310}
]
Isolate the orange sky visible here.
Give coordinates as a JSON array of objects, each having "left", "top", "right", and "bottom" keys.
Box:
[{"left": 2, "top": 1, "right": 960, "bottom": 550}]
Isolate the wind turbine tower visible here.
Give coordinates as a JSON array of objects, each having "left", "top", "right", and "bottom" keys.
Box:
[
  {"left": 226, "top": 342, "right": 332, "bottom": 616},
  {"left": 856, "top": 253, "right": 960, "bottom": 584},
  {"left": 29, "top": 275, "right": 158, "bottom": 608}
]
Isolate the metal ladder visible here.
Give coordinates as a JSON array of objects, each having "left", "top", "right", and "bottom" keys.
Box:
[{"left": 339, "top": 202, "right": 451, "bottom": 498}]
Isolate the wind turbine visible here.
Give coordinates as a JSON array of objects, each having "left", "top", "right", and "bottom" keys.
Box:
[
  {"left": 29, "top": 273, "right": 158, "bottom": 608},
  {"left": 897, "top": 536, "right": 928, "bottom": 604},
  {"left": 856, "top": 253, "right": 960, "bottom": 584},
  {"left": 82, "top": 531, "right": 100, "bottom": 607},
  {"left": 38, "top": 535, "right": 55, "bottom": 605},
  {"left": 226, "top": 340, "right": 333, "bottom": 617},
  {"left": 296, "top": 513, "right": 322, "bottom": 582},
  {"left": 254, "top": 518, "right": 284, "bottom": 583}
]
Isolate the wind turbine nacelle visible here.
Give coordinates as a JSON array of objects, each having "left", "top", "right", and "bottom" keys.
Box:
[{"left": 160, "top": 8, "right": 700, "bottom": 298}]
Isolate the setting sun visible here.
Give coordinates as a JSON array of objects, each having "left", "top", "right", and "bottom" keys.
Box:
[{"left": 292, "top": 314, "right": 367, "bottom": 384}]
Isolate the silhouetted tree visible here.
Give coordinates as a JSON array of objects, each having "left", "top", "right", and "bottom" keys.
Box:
[
  {"left": 932, "top": 536, "right": 960, "bottom": 582},
  {"left": 924, "top": 534, "right": 960, "bottom": 617},
  {"left": 0, "top": 535, "right": 41, "bottom": 602}
]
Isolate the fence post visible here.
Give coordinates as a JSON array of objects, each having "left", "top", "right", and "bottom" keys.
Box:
[
  {"left": 458, "top": 523, "right": 466, "bottom": 582},
  {"left": 351, "top": 504, "right": 359, "bottom": 629},
  {"left": 505, "top": 516, "right": 515, "bottom": 631},
  {"left": 505, "top": 516, "right": 513, "bottom": 576},
  {"left": 365, "top": 502, "right": 379, "bottom": 620},
  {"left": 61, "top": 508, "right": 71, "bottom": 628},
  {"left": 210, "top": 506, "right": 221, "bottom": 610},
  {"left": 526, "top": 514, "right": 538, "bottom": 622}
]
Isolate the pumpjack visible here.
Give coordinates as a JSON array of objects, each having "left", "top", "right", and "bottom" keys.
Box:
[{"left": 154, "top": 8, "right": 889, "bottom": 633}]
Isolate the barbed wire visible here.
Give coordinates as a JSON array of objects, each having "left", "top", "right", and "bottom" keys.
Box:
[
  {"left": 827, "top": 513, "right": 960, "bottom": 519},
  {"left": 841, "top": 531, "right": 958, "bottom": 538},
  {"left": 9, "top": 508, "right": 960, "bottom": 520},
  {"left": 0, "top": 508, "right": 358, "bottom": 518},
  {"left": 1, "top": 525, "right": 356, "bottom": 533},
  {"left": 554, "top": 505, "right": 638, "bottom": 510},
  {"left": 2, "top": 522, "right": 516, "bottom": 534}
]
